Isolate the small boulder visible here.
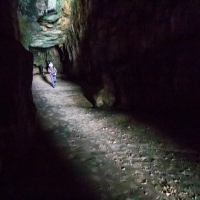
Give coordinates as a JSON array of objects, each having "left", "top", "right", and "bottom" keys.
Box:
[
  {"left": 46, "top": 23, "right": 54, "bottom": 28},
  {"left": 93, "top": 72, "right": 116, "bottom": 108},
  {"left": 93, "top": 88, "right": 115, "bottom": 108}
]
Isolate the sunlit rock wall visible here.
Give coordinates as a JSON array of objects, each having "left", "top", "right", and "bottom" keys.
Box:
[
  {"left": 16, "top": 0, "right": 71, "bottom": 49},
  {"left": 65, "top": 0, "right": 200, "bottom": 116},
  {"left": 0, "top": 1, "right": 36, "bottom": 162},
  {"left": 16, "top": 0, "right": 71, "bottom": 73}
]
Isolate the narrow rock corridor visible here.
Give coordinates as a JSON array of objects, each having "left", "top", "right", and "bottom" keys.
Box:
[
  {"left": 3, "top": 74, "right": 199, "bottom": 200},
  {"left": 2, "top": 1, "right": 200, "bottom": 200}
]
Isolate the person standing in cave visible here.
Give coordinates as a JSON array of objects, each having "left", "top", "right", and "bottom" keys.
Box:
[{"left": 48, "top": 61, "right": 57, "bottom": 88}]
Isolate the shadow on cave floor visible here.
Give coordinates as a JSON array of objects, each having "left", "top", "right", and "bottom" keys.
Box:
[
  {"left": 2, "top": 74, "right": 200, "bottom": 200},
  {"left": 0, "top": 75, "right": 103, "bottom": 200},
  {"left": 1, "top": 128, "right": 102, "bottom": 200}
]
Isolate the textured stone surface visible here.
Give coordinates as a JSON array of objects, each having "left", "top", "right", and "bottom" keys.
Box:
[
  {"left": 38, "top": 13, "right": 60, "bottom": 23},
  {"left": 17, "top": 0, "right": 70, "bottom": 49},
  {"left": 64, "top": 0, "right": 200, "bottom": 116},
  {"left": 15, "top": 0, "right": 70, "bottom": 74}
]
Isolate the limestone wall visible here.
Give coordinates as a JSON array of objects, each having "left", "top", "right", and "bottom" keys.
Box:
[{"left": 65, "top": 0, "right": 200, "bottom": 116}]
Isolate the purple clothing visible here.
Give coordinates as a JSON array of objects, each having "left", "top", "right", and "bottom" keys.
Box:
[
  {"left": 48, "top": 66, "right": 57, "bottom": 75},
  {"left": 48, "top": 66, "right": 57, "bottom": 88}
]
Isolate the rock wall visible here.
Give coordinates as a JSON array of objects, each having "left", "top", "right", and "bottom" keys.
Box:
[
  {"left": 0, "top": 1, "right": 36, "bottom": 164},
  {"left": 16, "top": 0, "right": 71, "bottom": 49},
  {"left": 65, "top": 0, "right": 200, "bottom": 116},
  {"left": 17, "top": 0, "right": 67, "bottom": 49},
  {"left": 30, "top": 46, "right": 64, "bottom": 74},
  {"left": 16, "top": 0, "right": 71, "bottom": 73}
]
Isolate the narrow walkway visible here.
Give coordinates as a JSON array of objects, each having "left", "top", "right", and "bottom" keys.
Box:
[{"left": 5, "top": 74, "right": 200, "bottom": 199}]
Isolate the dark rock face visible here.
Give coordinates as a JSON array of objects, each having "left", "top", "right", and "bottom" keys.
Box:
[
  {"left": 0, "top": 1, "right": 36, "bottom": 162},
  {"left": 65, "top": 0, "right": 200, "bottom": 116}
]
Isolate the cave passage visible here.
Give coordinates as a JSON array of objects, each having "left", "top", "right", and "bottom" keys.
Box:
[
  {"left": 7, "top": 74, "right": 198, "bottom": 200},
  {"left": 1, "top": 0, "right": 200, "bottom": 199}
]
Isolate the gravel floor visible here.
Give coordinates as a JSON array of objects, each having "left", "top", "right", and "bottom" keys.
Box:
[{"left": 3, "top": 74, "right": 200, "bottom": 200}]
